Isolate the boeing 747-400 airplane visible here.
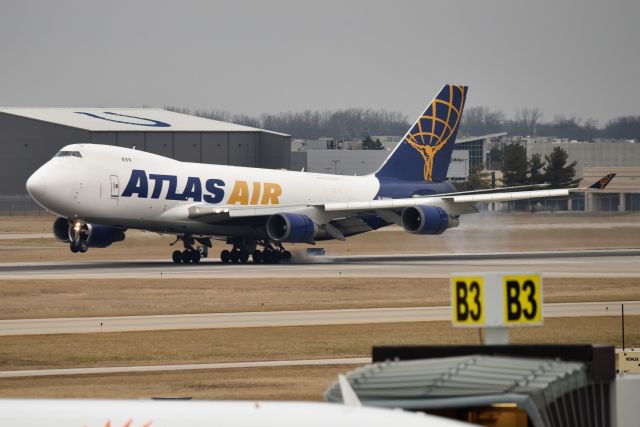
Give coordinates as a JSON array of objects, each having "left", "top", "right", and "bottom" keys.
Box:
[{"left": 25, "top": 84, "right": 614, "bottom": 264}]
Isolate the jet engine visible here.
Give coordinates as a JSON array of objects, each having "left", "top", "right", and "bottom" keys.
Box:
[
  {"left": 53, "top": 217, "right": 126, "bottom": 252},
  {"left": 266, "top": 213, "right": 316, "bottom": 243},
  {"left": 400, "top": 206, "right": 459, "bottom": 235}
]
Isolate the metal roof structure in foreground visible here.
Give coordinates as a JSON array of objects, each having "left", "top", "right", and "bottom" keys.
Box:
[{"left": 326, "top": 354, "right": 610, "bottom": 427}]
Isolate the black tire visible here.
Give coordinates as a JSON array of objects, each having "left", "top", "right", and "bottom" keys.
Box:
[
  {"left": 239, "top": 251, "right": 249, "bottom": 263},
  {"left": 220, "top": 249, "right": 231, "bottom": 263},
  {"left": 191, "top": 251, "right": 201, "bottom": 263},
  {"left": 230, "top": 250, "right": 240, "bottom": 263},
  {"left": 282, "top": 250, "right": 292, "bottom": 261},
  {"left": 70, "top": 244, "right": 79, "bottom": 253},
  {"left": 182, "top": 249, "right": 192, "bottom": 263},
  {"left": 252, "top": 250, "right": 262, "bottom": 264},
  {"left": 172, "top": 250, "right": 183, "bottom": 264},
  {"left": 263, "top": 250, "right": 274, "bottom": 264},
  {"left": 79, "top": 244, "right": 88, "bottom": 253}
]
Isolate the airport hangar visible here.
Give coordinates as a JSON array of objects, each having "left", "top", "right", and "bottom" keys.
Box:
[{"left": 0, "top": 108, "right": 291, "bottom": 195}]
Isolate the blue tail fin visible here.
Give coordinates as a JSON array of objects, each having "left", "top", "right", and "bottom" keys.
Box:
[{"left": 375, "top": 84, "right": 468, "bottom": 182}]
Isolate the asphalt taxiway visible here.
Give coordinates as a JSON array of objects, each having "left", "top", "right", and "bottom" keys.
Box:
[{"left": 0, "top": 249, "right": 638, "bottom": 279}]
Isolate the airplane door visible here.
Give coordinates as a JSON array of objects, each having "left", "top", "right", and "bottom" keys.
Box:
[{"left": 110, "top": 175, "right": 120, "bottom": 198}]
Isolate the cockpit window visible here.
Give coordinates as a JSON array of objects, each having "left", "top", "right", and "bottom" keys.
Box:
[{"left": 55, "top": 150, "right": 82, "bottom": 158}]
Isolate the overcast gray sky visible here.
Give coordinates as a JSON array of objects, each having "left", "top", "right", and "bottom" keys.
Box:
[{"left": 1, "top": 0, "right": 638, "bottom": 124}]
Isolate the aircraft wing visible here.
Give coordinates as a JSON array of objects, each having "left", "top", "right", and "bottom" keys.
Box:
[
  {"left": 186, "top": 188, "right": 567, "bottom": 224},
  {"left": 188, "top": 203, "right": 314, "bottom": 222},
  {"left": 325, "top": 188, "right": 570, "bottom": 214},
  {"left": 324, "top": 173, "right": 615, "bottom": 216},
  {"left": 187, "top": 174, "right": 614, "bottom": 224}
]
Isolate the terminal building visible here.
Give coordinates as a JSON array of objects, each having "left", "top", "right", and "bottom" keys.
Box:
[
  {"left": 521, "top": 139, "right": 640, "bottom": 212},
  {"left": 291, "top": 149, "right": 469, "bottom": 180},
  {"left": 525, "top": 139, "right": 640, "bottom": 174},
  {"left": 0, "top": 108, "right": 291, "bottom": 196},
  {"left": 290, "top": 133, "right": 505, "bottom": 181}
]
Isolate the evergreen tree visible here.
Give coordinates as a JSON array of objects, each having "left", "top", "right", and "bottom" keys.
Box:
[
  {"left": 528, "top": 153, "right": 546, "bottom": 184},
  {"left": 501, "top": 143, "right": 528, "bottom": 187},
  {"left": 487, "top": 144, "right": 504, "bottom": 170},
  {"left": 543, "top": 147, "right": 578, "bottom": 188},
  {"left": 455, "top": 164, "right": 492, "bottom": 191}
]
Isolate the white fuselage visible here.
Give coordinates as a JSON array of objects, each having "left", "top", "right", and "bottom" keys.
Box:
[
  {"left": 27, "top": 144, "right": 380, "bottom": 237},
  {"left": 0, "top": 399, "right": 471, "bottom": 427}
]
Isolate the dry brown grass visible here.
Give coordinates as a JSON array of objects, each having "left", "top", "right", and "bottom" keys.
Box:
[
  {"left": 0, "top": 213, "right": 639, "bottom": 262},
  {"left": 1, "top": 214, "right": 638, "bottom": 399},
  {"left": 0, "top": 365, "right": 350, "bottom": 400},
  {"left": 1, "top": 317, "right": 638, "bottom": 399},
  {"left": 1, "top": 277, "right": 639, "bottom": 320},
  {"left": 0, "top": 215, "right": 56, "bottom": 233},
  {"left": 1, "top": 317, "right": 638, "bottom": 372}
]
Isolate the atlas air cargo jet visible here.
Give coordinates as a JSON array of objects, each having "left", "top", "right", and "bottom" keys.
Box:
[{"left": 26, "top": 84, "right": 615, "bottom": 264}]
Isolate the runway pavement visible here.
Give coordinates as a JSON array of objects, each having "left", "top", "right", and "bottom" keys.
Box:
[
  {"left": 0, "top": 249, "right": 639, "bottom": 279},
  {"left": 1, "top": 301, "right": 638, "bottom": 336}
]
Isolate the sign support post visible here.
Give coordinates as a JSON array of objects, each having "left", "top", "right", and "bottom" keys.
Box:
[{"left": 484, "top": 327, "right": 509, "bottom": 345}]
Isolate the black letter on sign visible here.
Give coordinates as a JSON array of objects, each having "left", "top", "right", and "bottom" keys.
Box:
[
  {"left": 522, "top": 280, "right": 537, "bottom": 320},
  {"left": 456, "top": 281, "right": 468, "bottom": 321},
  {"left": 506, "top": 280, "right": 521, "bottom": 321},
  {"left": 469, "top": 281, "right": 481, "bottom": 321}
]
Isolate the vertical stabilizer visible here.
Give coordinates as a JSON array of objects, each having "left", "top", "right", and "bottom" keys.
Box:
[{"left": 376, "top": 84, "right": 468, "bottom": 182}]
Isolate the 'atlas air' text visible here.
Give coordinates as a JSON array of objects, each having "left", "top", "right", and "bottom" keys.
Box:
[{"left": 121, "top": 169, "right": 282, "bottom": 205}]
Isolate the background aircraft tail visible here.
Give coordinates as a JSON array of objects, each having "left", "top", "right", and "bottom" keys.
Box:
[{"left": 375, "top": 84, "right": 468, "bottom": 182}]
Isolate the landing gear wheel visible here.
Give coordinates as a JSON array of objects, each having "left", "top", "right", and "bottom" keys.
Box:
[
  {"left": 182, "top": 249, "right": 192, "bottom": 263},
  {"left": 221, "top": 249, "right": 231, "bottom": 264},
  {"left": 79, "top": 243, "right": 88, "bottom": 253},
  {"left": 252, "top": 250, "right": 262, "bottom": 263},
  {"left": 282, "top": 250, "right": 292, "bottom": 261},
  {"left": 239, "top": 251, "right": 249, "bottom": 264},
  {"left": 191, "top": 250, "right": 201, "bottom": 263},
  {"left": 172, "top": 250, "right": 183, "bottom": 264},
  {"left": 70, "top": 244, "right": 79, "bottom": 253},
  {"left": 262, "top": 250, "right": 276, "bottom": 264},
  {"left": 230, "top": 250, "right": 240, "bottom": 263}
]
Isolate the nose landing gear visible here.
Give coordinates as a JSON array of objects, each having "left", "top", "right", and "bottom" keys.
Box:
[
  {"left": 69, "top": 219, "right": 89, "bottom": 253},
  {"left": 171, "top": 235, "right": 210, "bottom": 264}
]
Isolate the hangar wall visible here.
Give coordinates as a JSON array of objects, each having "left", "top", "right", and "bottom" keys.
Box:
[
  {"left": 0, "top": 112, "right": 291, "bottom": 195},
  {"left": 0, "top": 113, "right": 89, "bottom": 195}
]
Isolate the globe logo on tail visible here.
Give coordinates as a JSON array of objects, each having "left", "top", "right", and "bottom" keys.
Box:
[{"left": 404, "top": 85, "right": 467, "bottom": 181}]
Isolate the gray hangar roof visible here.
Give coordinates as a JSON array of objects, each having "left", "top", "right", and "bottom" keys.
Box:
[
  {"left": 0, "top": 108, "right": 288, "bottom": 136},
  {"left": 325, "top": 355, "right": 606, "bottom": 427}
]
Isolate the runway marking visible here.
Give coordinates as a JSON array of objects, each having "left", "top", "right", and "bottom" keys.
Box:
[
  {"left": 0, "top": 357, "right": 371, "bottom": 378},
  {"left": 1, "top": 301, "right": 638, "bottom": 336}
]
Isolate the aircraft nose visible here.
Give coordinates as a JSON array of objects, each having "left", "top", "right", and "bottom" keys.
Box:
[{"left": 26, "top": 167, "right": 48, "bottom": 204}]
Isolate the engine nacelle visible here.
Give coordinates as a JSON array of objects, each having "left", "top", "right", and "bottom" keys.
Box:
[
  {"left": 53, "top": 217, "right": 71, "bottom": 242},
  {"left": 266, "top": 213, "right": 316, "bottom": 243},
  {"left": 400, "top": 206, "right": 458, "bottom": 235},
  {"left": 53, "top": 217, "right": 126, "bottom": 248}
]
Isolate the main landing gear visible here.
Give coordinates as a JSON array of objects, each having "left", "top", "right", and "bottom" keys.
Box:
[
  {"left": 219, "top": 239, "right": 291, "bottom": 264},
  {"left": 171, "top": 235, "right": 211, "bottom": 264}
]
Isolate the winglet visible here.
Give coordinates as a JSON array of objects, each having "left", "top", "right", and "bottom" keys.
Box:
[
  {"left": 588, "top": 173, "right": 616, "bottom": 190},
  {"left": 338, "top": 374, "right": 361, "bottom": 407}
]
